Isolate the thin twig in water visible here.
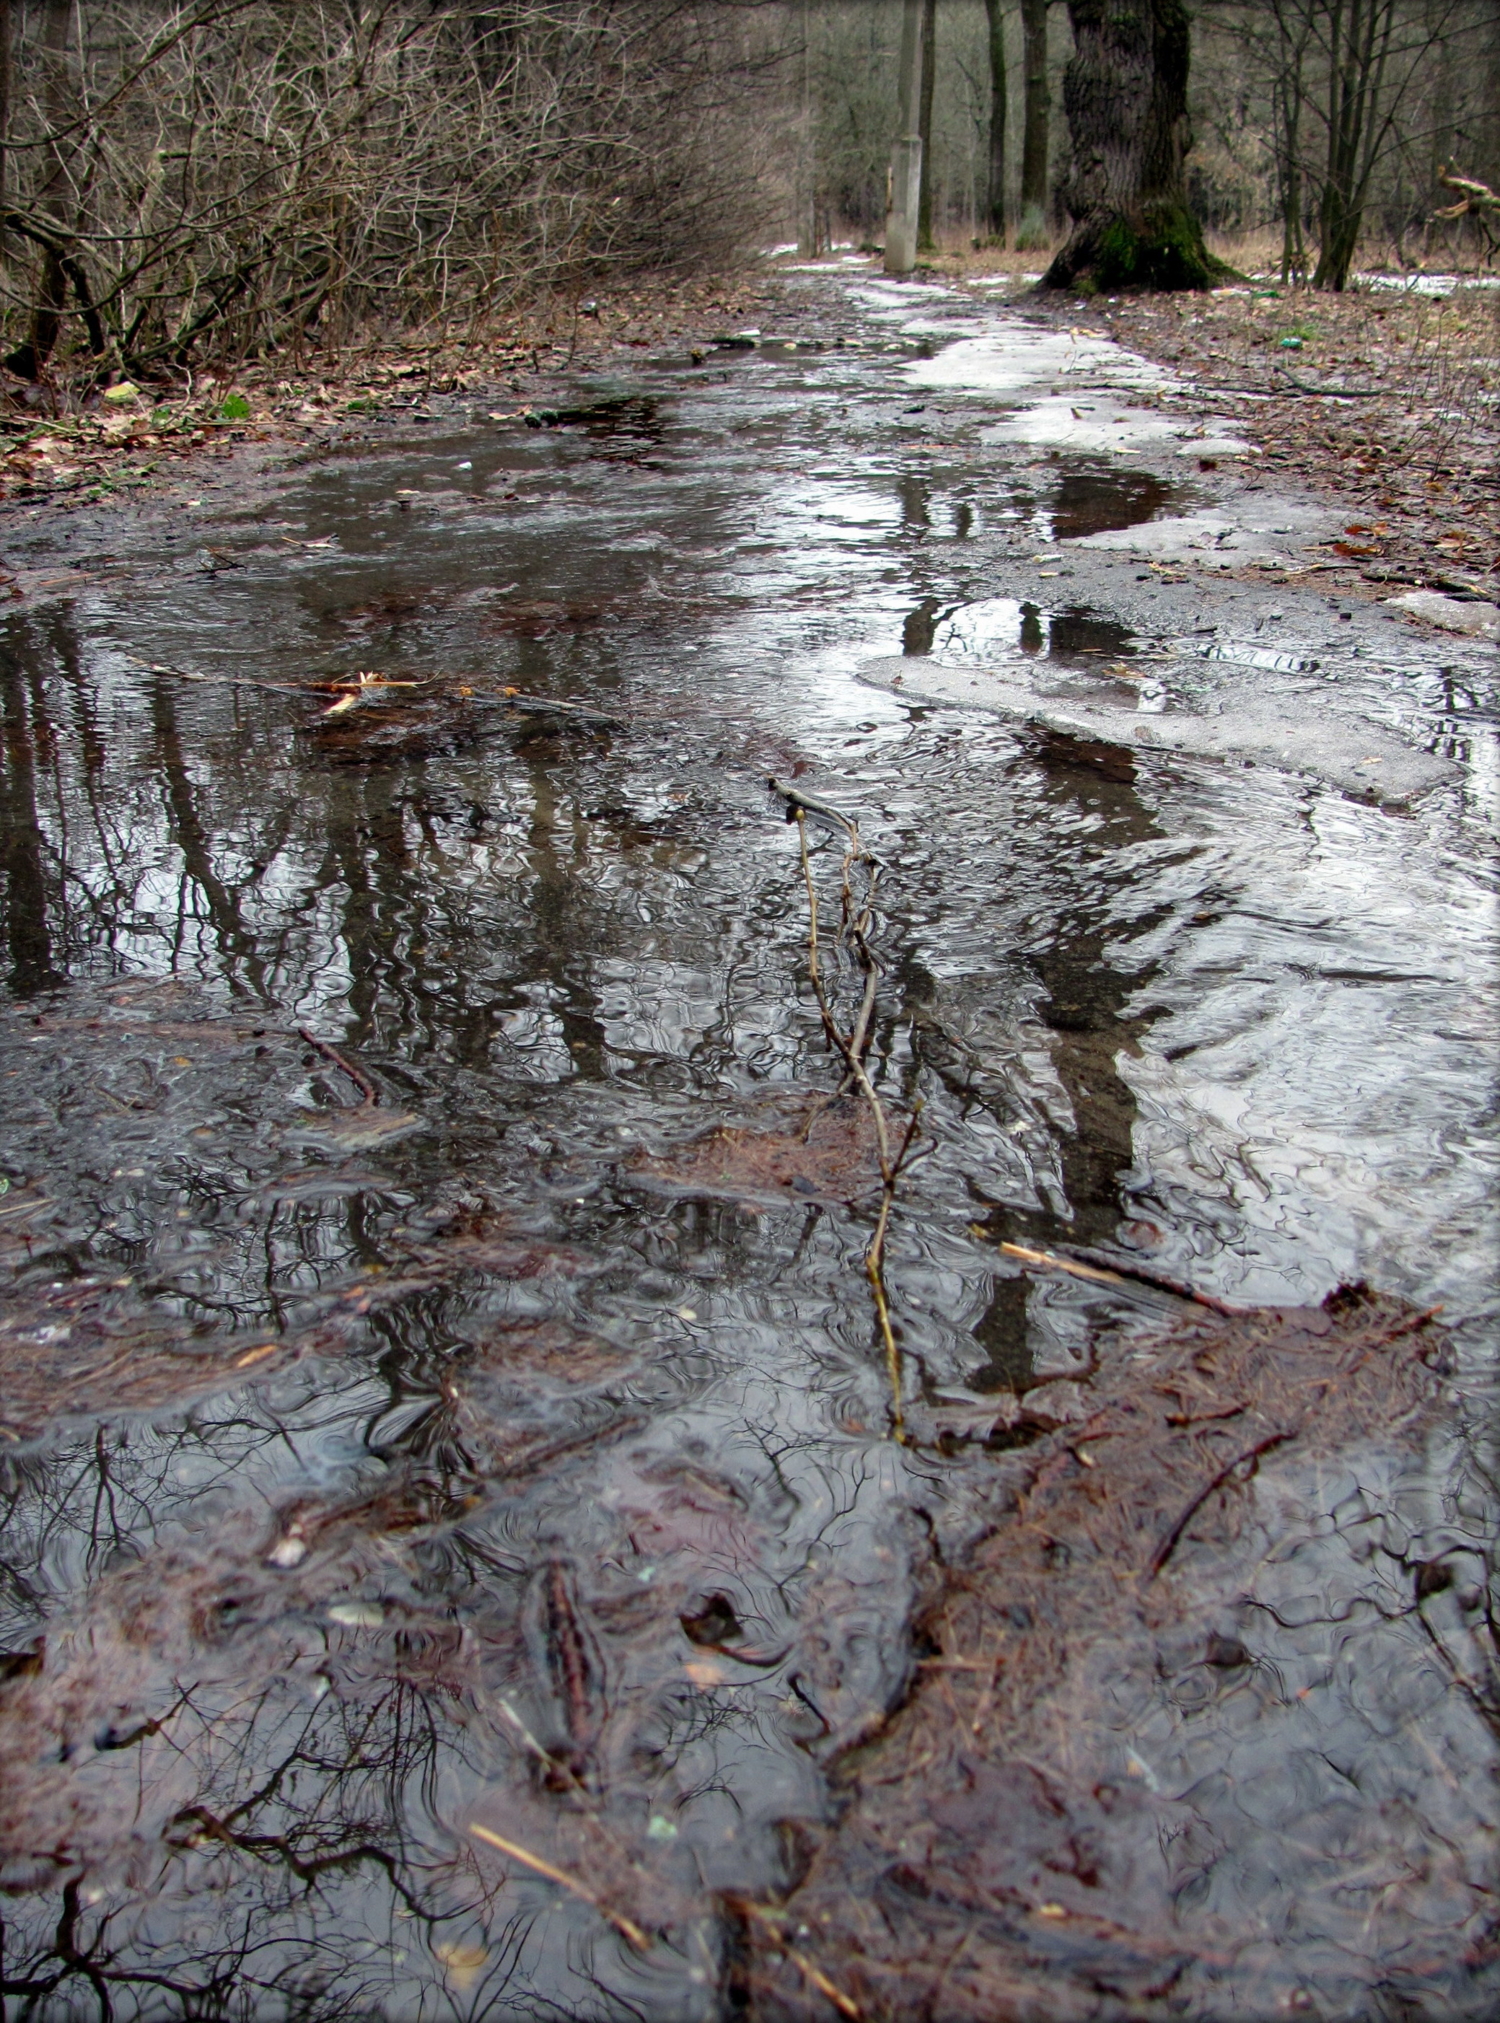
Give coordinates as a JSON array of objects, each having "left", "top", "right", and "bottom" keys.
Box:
[
  {"left": 1050, "top": 1242, "right": 1248, "bottom": 1316},
  {"left": 467, "top": 1823, "right": 651, "bottom": 1953},
  {"left": 999, "top": 1240, "right": 1246, "bottom": 1316},
  {"left": 1146, "top": 1431, "right": 1294, "bottom": 1583},
  {"left": 726, "top": 1897, "right": 863, "bottom": 2019},
  {"left": 778, "top": 785, "right": 919, "bottom": 1442},
  {"left": 297, "top": 1027, "right": 380, "bottom": 1107}
]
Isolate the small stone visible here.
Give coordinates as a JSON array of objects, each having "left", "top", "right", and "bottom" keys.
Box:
[{"left": 327, "top": 1600, "right": 385, "bottom": 1628}]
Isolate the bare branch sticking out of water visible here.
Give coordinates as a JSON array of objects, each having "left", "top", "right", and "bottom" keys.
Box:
[
  {"left": 297, "top": 1025, "right": 380, "bottom": 1107},
  {"left": 770, "top": 780, "right": 920, "bottom": 1443},
  {"left": 998, "top": 1239, "right": 1247, "bottom": 1316}
]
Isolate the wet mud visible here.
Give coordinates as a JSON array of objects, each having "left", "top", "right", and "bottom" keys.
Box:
[
  {"left": 755, "top": 1288, "right": 1495, "bottom": 2022},
  {"left": 0, "top": 270, "right": 1495, "bottom": 2019}
]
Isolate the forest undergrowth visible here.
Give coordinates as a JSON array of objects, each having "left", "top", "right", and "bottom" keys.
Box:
[{"left": 0, "top": 270, "right": 782, "bottom": 532}]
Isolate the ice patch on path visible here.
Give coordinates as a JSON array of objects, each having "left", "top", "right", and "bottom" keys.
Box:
[
  {"left": 1073, "top": 502, "right": 1332, "bottom": 562},
  {"left": 980, "top": 399, "right": 1250, "bottom": 458},
  {"left": 857, "top": 655, "right": 1459, "bottom": 806},
  {"left": 904, "top": 324, "right": 1164, "bottom": 396},
  {"left": 1386, "top": 590, "right": 1500, "bottom": 639}
]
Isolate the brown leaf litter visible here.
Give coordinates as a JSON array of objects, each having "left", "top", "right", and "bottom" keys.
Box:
[
  {"left": 743, "top": 1285, "right": 1493, "bottom": 2022},
  {"left": 631, "top": 1099, "right": 888, "bottom": 1208},
  {"left": 303, "top": 673, "right": 621, "bottom": 764}
]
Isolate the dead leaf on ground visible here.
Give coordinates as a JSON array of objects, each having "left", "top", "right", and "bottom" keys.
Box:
[
  {"left": 631, "top": 1100, "right": 887, "bottom": 1206},
  {"left": 756, "top": 1285, "right": 1460, "bottom": 2022}
]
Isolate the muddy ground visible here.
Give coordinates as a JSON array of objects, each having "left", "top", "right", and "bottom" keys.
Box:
[
  {"left": 0, "top": 273, "right": 782, "bottom": 538},
  {"left": 0, "top": 259, "right": 1496, "bottom": 2021}
]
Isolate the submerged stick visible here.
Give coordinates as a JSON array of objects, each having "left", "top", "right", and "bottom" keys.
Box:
[
  {"left": 297, "top": 1026, "right": 380, "bottom": 1107},
  {"left": 780, "top": 787, "right": 918, "bottom": 1442},
  {"left": 467, "top": 1823, "right": 651, "bottom": 1953},
  {"left": 1146, "top": 1431, "right": 1294, "bottom": 1583},
  {"left": 727, "top": 1897, "right": 863, "bottom": 2019},
  {"left": 999, "top": 1240, "right": 1130, "bottom": 1289},
  {"left": 999, "top": 1240, "right": 1246, "bottom": 1316}
]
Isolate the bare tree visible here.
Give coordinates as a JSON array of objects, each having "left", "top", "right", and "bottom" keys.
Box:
[
  {"left": 0, "top": 0, "right": 11, "bottom": 274},
  {"left": 1201, "top": 0, "right": 1493, "bottom": 288},
  {"left": 918, "top": 0, "right": 939, "bottom": 248},
  {"left": 983, "top": 0, "right": 1008, "bottom": 240},
  {"left": 0, "top": 2, "right": 776, "bottom": 382},
  {"left": 1319, "top": 0, "right": 1412, "bottom": 285},
  {"left": 1016, "top": 0, "right": 1052, "bottom": 246}
]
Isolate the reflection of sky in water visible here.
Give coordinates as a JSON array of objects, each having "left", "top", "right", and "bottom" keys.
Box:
[{"left": 1, "top": 279, "right": 1497, "bottom": 2018}]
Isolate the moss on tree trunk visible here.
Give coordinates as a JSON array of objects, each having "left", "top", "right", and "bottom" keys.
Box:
[{"left": 1042, "top": 0, "right": 1226, "bottom": 294}]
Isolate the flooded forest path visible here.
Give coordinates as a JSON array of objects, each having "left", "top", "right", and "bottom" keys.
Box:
[{"left": 0, "top": 270, "right": 1497, "bottom": 2021}]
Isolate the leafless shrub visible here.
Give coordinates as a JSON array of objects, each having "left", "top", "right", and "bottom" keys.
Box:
[{"left": 0, "top": 1, "right": 779, "bottom": 383}]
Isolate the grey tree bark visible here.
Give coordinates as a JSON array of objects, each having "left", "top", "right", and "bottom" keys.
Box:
[
  {"left": 917, "top": 0, "right": 937, "bottom": 250},
  {"left": 1041, "top": 0, "right": 1222, "bottom": 292},
  {"left": 1016, "top": 0, "right": 1050, "bottom": 247},
  {"left": 983, "top": 0, "right": 1007, "bottom": 241}
]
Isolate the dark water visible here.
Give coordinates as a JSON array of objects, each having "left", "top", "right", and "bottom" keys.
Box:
[{"left": 1, "top": 287, "right": 1497, "bottom": 2019}]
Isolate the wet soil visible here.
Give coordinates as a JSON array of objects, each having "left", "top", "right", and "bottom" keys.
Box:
[
  {"left": 755, "top": 1287, "right": 1482, "bottom": 2022},
  {"left": 0, "top": 271, "right": 782, "bottom": 524},
  {"left": 0, "top": 265, "right": 1496, "bottom": 2021},
  {"left": 1071, "top": 280, "right": 1500, "bottom": 603}
]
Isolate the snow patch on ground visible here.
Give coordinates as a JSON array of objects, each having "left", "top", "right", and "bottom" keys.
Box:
[
  {"left": 902, "top": 322, "right": 1251, "bottom": 457},
  {"left": 1386, "top": 590, "right": 1500, "bottom": 638}
]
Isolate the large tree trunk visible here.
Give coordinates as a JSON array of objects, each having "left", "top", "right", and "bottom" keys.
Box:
[
  {"left": 1015, "top": 0, "right": 1050, "bottom": 248},
  {"left": 6, "top": 0, "right": 72, "bottom": 378},
  {"left": 0, "top": 0, "right": 11, "bottom": 274},
  {"left": 917, "top": 0, "right": 937, "bottom": 252},
  {"left": 983, "top": 0, "right": 1007, "bottom": 241},
  {"left": 1042, "top": 0, "right": 1221, "bottom": 293}
]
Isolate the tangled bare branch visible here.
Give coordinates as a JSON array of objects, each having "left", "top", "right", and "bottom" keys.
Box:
[{"left": 0, "top": 1, "right": 777, "bottom": 382}]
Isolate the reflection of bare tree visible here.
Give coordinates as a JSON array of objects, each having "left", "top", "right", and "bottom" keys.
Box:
[
  {"left": 1006, "top": 733, "right": 1169, "bottom": 1248},
  {"left": 148, "top": 675, "right": 273, "bottom": 1002},
  {"left": 0, "top": 631, "right": 64, "bottom": 995},
  {"left": 0, "top": 1459, "right": 567, "bottom": 2019},
  {"left": 518, "top": 747, "right": 611, "bottom": 1083}
]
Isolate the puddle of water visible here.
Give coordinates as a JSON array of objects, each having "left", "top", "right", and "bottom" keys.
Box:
[
  {"left": 1051, "top": 465, "right": 1178, "bottom": 540},
  {"left": 901, "top": 593, "right": 1148, "bottom": 666},
  {"left": 1199, "top": 640, "right": 1322, "bottom": 674},
  {"left": 0, "top": 279, "right": 1496, "bottom": 2019}
]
